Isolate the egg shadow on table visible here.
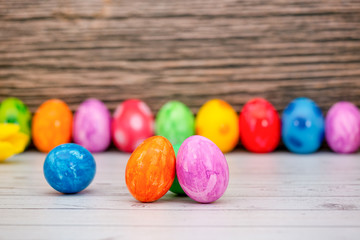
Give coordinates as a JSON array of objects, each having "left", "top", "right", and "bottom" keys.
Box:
[
  {"left": 44, "top": 188, "right": 94, "bottom": 196},
  {"left": 164, "top": 192, "right": 189, "bottom": 201},
  {"left": 158, "top": 192, "right": 230, "bottom": 205},
  {"left": 127, "top": 192, "right": 191, "bottom": 207},
  {"left": 128, "top": 194, "right": 231, "bottom": 209},
  {"left": 1, "top": 158, "right": 25, "bottom": 165}
]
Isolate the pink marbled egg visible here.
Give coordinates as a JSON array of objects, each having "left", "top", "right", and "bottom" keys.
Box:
[
  {"left": 176, "top": 135, "right": 229, "bottom": 203},
  {"left": 73, "top": 99, "right": 111, "bottom": 152},
  {"left": 325, "top": 101, "right": 360, "bottom": 153}
]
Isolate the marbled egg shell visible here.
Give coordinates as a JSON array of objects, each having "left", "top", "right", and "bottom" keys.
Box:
[
  {"left": 0, "top": 97, "right": 32, "bottom": 143},
  {"left": 325, "top": 102, "right": 360, "bottom": 153},
  {"left": 44, "top": 143, "right": 96, "bottom": 194},
  {"left": 155, "top": 101, "right": 195, "bottom": 145},
  {"left": 73, "top": 99, "right": 111, "bottom": 152},
  {"left": 196, "top": 99, "right": 239, "bottom": 153},
  {"left": 169, "top": 143, "right": 186, "bottom": 195},
  {"left": 112, "top": 99, "right": 154, "bottom": 153},
  {"left": 177, "top": 135, "right": 229, "bottom": 203},
  {"left": 125, "top": 136, "right": 175, "bottom": 202},
  {"left": 32, "top": 99, "right": 73, "bottom": 153}
]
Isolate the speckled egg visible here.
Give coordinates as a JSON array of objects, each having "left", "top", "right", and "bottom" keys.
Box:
[
  {"left": 282, "top": 97, "right": 325, "bottom": 154},
  {"left": 125, "top": 136, "right": 175, "bottom": 203},
  {"left": 0, "top": 97, "right": 31, "bottom": 143},
  {"left": 195, "top": 99, "right": 239, "bottom": 153},
  {"left": 325, "top": 102, "right": 360, "bottom": 153},
  {"left": 169, "top": 143, "right": 186, "bottom": 195},
  {"left": 73, "top": 99, "right": 111, "bottom": 153},
  {"left": 239, "top": 98, "right": 280, "bottom": 153},
  {"left": 32, "top": 99, "right": 73, "bottom": 153},
  {"left": 155, "top": 101, "right": 195, "bottom": 146},
  {"left": 44, "top": 143, "right": 96, "bottom": 194},
  {"left": 112, "top": 99, "right": 154, "bottom": 153},
  {"left": 176, "top": 135, "right": 229, "bottom": 203}
]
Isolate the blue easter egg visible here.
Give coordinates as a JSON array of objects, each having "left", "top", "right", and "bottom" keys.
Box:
[
  {"left": 44, "top": 143, "right": 96, "bottom": 193},
  {"left": 282, "top": 98, "right": 325, "bottom": 154}
]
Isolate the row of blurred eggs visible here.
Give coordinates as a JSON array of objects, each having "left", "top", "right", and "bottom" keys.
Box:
[{"left": 1, "top": 96, "right": 360, "bottom": 159}]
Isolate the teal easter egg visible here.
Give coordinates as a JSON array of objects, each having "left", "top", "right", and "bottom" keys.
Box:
[
  {"left": 0, "top": 97, "right": 31, "bottom": 139},
  {"left": 155, "top": 101, "right": 195, "bottom": 145},
  {"left": 169, "top": 143, "right": 186, "bottom": 195}
]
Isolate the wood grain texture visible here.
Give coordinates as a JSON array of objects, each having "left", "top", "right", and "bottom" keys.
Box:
[
  {"left": 0, "top": 0, "right": 360, "bottom": 113},
  {"left": 1, "top": 152, "right": 360, "bottom": 239}
]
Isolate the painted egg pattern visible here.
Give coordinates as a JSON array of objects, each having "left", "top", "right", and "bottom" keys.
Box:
[
  {"left": 196, "top": 99, "right": 239, "bottom": 153},
  {"left": 239, "top": 98, "right": 280, "bottom": 153},
  {"left": 32, "top": 99, "right": 73, "bottom": 153},
  {"left": 177, "top": 135, "right": 229, "bottom": 203},
  {"left": 325, "top": 102, "right": 360, "bottom": 153},
  {"left": 282, "top": 97, "right": 325, "bottom": 154},
  {"left": 169, "top": 143, "right": 186, "bottom": 195},
  {"left": 73, "top": 99, "right": 111, "bottom": 153},
  {"left": 0, "top": 97, "right": 32, "bottom": 139},
  {"left": 125, "top": 136, "right": 176, "bottom": 202},
  {"left": 155, "top": 101, "right": 195, "bottom": 146},
  {"left": 44, "top": 143, "right": 96, "bottom": 194},
  {"left": 112, "top": 99, "right": 154, "bottom": 153}
]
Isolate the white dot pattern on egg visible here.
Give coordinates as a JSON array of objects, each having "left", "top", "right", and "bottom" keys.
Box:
[
  {"left": 130, "top": 114, "right": 143, "bottom": 131},
  {"left": 138, "top": 101, "right": 152, "bottom": 117},
  {"left": 114, "top": 105, "right": 124, "bottom": 118},
  {"left": 115, "top": 129, "right": 127, "bottom": 146}
]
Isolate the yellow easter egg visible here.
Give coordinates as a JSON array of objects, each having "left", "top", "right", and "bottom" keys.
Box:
[
  {"left": 195, "top": 99, "right": 239, "bottom": 153},
  {"left": 0, "top": 123, "right": 29, "bottom": 161}
]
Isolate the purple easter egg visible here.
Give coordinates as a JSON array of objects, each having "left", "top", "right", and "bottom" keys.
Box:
[
  {"left": 325, "top": 102, "right": 360, "bottom": 153},
  {"left": 176, "top": 135, "right": 229, "bottom": 203},
  {"left": 73, "top": 99, "right": 111, "bottom": 152}
]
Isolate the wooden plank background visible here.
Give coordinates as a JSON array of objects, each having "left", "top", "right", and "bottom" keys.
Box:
[{"left": 1, "top": 0, "right": 360, "bottom": 113}]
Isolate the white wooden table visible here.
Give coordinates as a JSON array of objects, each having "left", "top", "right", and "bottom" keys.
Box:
[{"left": 1, "top": 151, "right": 360, "bottom": 239}]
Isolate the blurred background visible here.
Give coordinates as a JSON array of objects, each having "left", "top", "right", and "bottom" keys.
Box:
[{"left": 1, "top": 0, "right": 360, "bottom": 114}]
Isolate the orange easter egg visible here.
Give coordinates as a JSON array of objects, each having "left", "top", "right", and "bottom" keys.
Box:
[
  {"left": 125, "top": 136, "right": 175, "bottom": 202},
  {"left": 32, "top": 99, "right": 73, "bottom": 153}
]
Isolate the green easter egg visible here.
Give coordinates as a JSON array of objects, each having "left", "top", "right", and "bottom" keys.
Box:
[
  {"left": 0, "top": 97, "right": 32, "bottom": 137},
  {"left": 169, "top": 143, "right": 186, "bottom": 195},
  {"left": 155, "top": 101, "right": 195, "bottom": 146}
]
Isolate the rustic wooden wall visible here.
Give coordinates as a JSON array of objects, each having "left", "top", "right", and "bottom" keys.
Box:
[{"left": 1, "top": 0, "right": 360, "bottom": 114}]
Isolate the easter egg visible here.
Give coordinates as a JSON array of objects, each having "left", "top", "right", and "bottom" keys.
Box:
[
  {"left": 195, "top": 99, "right": 239, "bottom": 153},
  {"left": 325, "top": 102, "right": 360, "bottom": 153},
  {"left": 155, "top": 101, "right": 195, "bottom": 145},
  {"left": 0, "top": 97, "right": 31, "bottom": 143},
  {"left": 44, "top": 143, "right": 96, "bottom": 194},
  {"left": 112, "top": 99, "right": 154, "bottom": 153},
  {"left": 0, "top": 123, "right": 29, "bottom": 162},
  {"left": 125, "top": 136, "right": 175, "bottom": 202},
  {"left": 239, "top": 98, "right": 280, "bottom": 153},
  {"left": 32, "top": 99, "right": 73, "bottom": 153},
  {"left": 169, "top": 143, "right": 186, "bottom": 195},
  {"left": 177, "top": 135, "right": 229, "bottom": 203},
  {"left": 282, "top": 97, "right": 325, "bottom": 154},
  {"left": 73, "top": 99, "right": 111, "bottom": 153}
]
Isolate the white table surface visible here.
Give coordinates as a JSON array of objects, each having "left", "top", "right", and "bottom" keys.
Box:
[{"left": 1, "top": 151, "right": 360, "bottom": 239}]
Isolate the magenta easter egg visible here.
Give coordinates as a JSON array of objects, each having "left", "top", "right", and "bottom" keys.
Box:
[
  {"left": 112, "top": 99, "right": 154, "bottom": 153},
  {"left": 73, "top": 99, "right": 111, "bottom": 152},
  {"left": 325, "top": 102, "right": 360, "bottom": 153},
  {"left": 176, "top": 135, "right": 229, "bottom": 203}
]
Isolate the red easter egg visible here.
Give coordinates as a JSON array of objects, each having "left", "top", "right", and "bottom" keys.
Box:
[
  {"left": 239, "top": 98, "right": 280, "bottom": 153},
  {"left": 112, "top": 99, "right": 154, "bottom": 153}
]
